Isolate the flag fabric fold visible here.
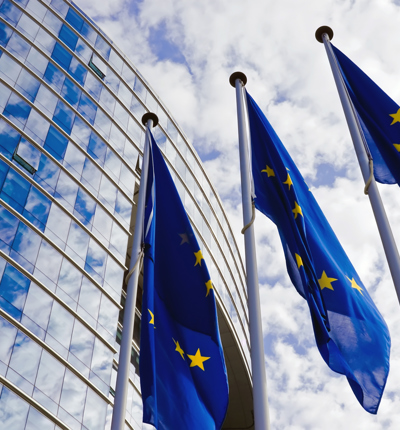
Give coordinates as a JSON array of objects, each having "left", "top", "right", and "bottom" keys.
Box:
[
  {"left": 331, "top": 43, "right": 400, "bottom": 185},
  {"left": 140, "top": 132, "right": 229, "bottom": 430},
  {"left": 246, "top": 90, "right": 390, "bottom": 414}
]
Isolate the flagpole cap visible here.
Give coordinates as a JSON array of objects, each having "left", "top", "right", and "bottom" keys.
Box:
[
  {"left": 229, "top": 71, "right": 247, "bottom": 87},
  {"left": 142, "top": 112, "right": 158, "bottom": 127},
  {"left": 315, "top": 26, "right": 334, "bottom": 43}
]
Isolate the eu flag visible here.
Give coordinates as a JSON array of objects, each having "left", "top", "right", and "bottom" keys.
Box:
[
  {"left": 246, "top": 90, "right": 390, "bottom": 414},
  {"left": 139, "top": 132, "right": 229, "bottom": 429},
  {"left": 332, "top": 44, "right": 400, "bottom": 185}
]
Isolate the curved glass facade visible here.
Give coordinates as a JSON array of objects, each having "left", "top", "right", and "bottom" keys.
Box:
[{"left": 0, "top": 0, "right": 252, "bottom": 428}]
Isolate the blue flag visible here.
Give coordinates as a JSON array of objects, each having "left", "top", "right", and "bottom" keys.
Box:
[
  {"left": 246, "top": 90, "right": 390, "bottom": 414},
  {"left": 139, "top": 132, "right": 229, "bottom": 429},
  {"left": 332, "top": 44, "right": 400, "bottom": 185}
]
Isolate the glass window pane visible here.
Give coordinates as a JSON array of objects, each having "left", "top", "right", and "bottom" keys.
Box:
[
  {"left": 53, "top": 99, "right": 75, "bottom": 134},
  {"left": 94, "top": 108, "right": 111, "bottom": 139},
  {"left": 57, "top": 258, "right": 82, "bottom": 301},
  {"left": 3, "top": 92, "right": 31, "bottom": 128},
  {"left": 83, "top": 388, "right": 107, "bottom": 430},
  {"left": 0, "top": 205, "right": 19, "bottom": 247},
  {"left": 94, "top": 34, "right": 111, "bottom": 61},
  {"left": 115, "top": 190, "right": 132, "bottom": 228},
  {"left": 81, "top": 158, "right": 101, "bottom": 194},
  {"left": 24, "top": 110, "right": 51, "bottom": 145},
  {"left": 9, "top": 331, "right": 42, "bottom": 384},
  {"left": 99, "top": 87, "right": 115, "bottom": 115},
  {"left": 104, "top": 148, "right": 121, "bottom": 183},
  {"left": 0, "top": 82, "right": 11, "bottom": 112},
  {"left": 35, "top": 83, "right": 59, "bottom": 117},
  {"left": 63, "top": 143, "right": 85, "bottom": 178},
  {"left": 75, "top": 38, "right": 92, "bottom": 63},
  {"left": 66, "top": 221, "right": 90, "bottom": 261},
  {"left": 90, "top": 337, "right": 112, "bottom": 384},
  {"left": 85, "top": 238, "right": 107, "bottom": 281},
  {"left": 51, "top": 42, "right": 73, "bottom": 70},
  {"left": 35, "top": 241, "right": 63, "bottom": 283},
  {"left": 68, "top": 57, "right": 87, "bottom": 86},
  {"left": 17, "top": 14, "right": 39, "bottom": 41},
  {"left": 98, "top": 174, "right": 117, "bottom": 209},
  {"left": 81, "top": 21, "right": 96, "bottom": 45},
  {"left": 44, "top": 125, "right": 69, "bottom": 161},
  {"left": 0, "top": 315, "right": 18, "bottom": 365},
  {"left": 59, "top": 369, "right": 87, "bottom": 421},
  {"left": 59, "top": 24, "right": 78, "bottom": 51},
  {"left": 12, "top": 222, "right": 42, "bottom": 265},
  {"left": 74, "top": 187, "right": 96, "bottom": 226},
  {"left": 35, "top": 350, "right": 65, "bottom": 402},
  {"left": 71, "top": 115, "right": 91, "bottom": 149},
  {"left": 0, "top": 20, "right": 12, "bottom": 48},
  {"left": 65, "top": 8, "right": 84, "bottom": 32},
  {"left": 45, "top": 203, "right": 71, "bottom": 244},
  {"left": 69, "top": 319, "right": 95, "bottom": 366},
  {"left": 44, "top": 62, "right": 65, "bottom": 93},
  {"left": 108, "top": 49, "right": 123, "bottom": 74},
  {"left": 50, "top": 0, "right": 68, "bottom": 17},
  {"left": 0, "top": 53, "right": 21, "bottom": 85},
  {"left": 34, "top": 27, "right": 56, "bottom": 56},
  {"left": 25, "top": 406, "right": 56, "bottom": 430},
  {"left": 25, "top": 47, "right": 48, "bottom": 78},
  {"left": 0, "top": 263, "right": 30, "bottom": 311},
  {"left": 85, "top": 72, "right": 102, "bottom": 100},
  {"left": 43, "top": 9, "right": 62, "bottom": 35},
  {"left": 78, "top": 277, "right": 100, "bottom": 320},
  {"left": 2, "top": 168, "right": 31, "bottom": 210},
  {"left": 23, "top": 282, "right": 53, "bottom": 331},
  {"left": 34, "top": 152, "right": 60, "bottom": 194},
  {"left": 27, "top": 0, "right": 47, "bottom": 21},
  {"left": 0, "top": 387, "right": 30, "bottom": 428},
  {"left": 7, "top": 31, "right": 31, "bottom": 61},
  {"left": 24, "top": 183, "right": 51, "bottom": 228},
  {"left": 104, "top": 69, "right": 119, "bottom": 94},
  {"left": 55, "top": 170, "right": 79, "bottom": 209},
  {"left": 77, "top": 93, "right": 97, "bottom": 125},
  {"left": 87, "top": 132, "right": 106, "bottom": 165},
  {"left": 61, "top": 77, "right": 82, "bottom": 109},
  {"left": 47, "top": 301, "right": 74, "bottom": 349},
  {"left": 0, "top": 0, "right": 22, "bottom": 25}
]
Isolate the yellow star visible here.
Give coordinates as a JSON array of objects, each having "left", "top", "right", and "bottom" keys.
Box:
[
  {"left": 187, "top": 348, "right": 210, "bottom": 371},
  {"left": 261, "top": 165, "right": 275, "bottom": 177},
  {"left": 148, "top": 309, "right": 155, "bottom": 326},
  {"left": 179, "top": 233, "right": 190, "bottom": 245},
  {"left": 173, "top": 339, "right": 185, "bottom": 360},
  {"left": 283, "top": 173, "right": 293, "bottom": 190},
  {"left": 318, "top": 271, "right": 337, "bottom": 291},
  {"left": 292, "top": 201, "right": 303, "bottom": 219},
  {"left": 393, "top": 144, "right": 400, "bottom": 152},
  {"left": 390, "top": 108, "right": 400, "bottom": 125},
  {"left": 194, "top": 250, "right": 204, "bottom": 266},
  {"left": 205, "top": 280, "right": 213, "bottom": 297},
  {"left": 295, "top": 253, "right": 303, "bottom": 268},
  {"left": 347, "top": 277, "right": 363, "bottom": 295}
]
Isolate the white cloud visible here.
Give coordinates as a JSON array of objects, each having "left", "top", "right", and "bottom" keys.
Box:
[{"left": 77, "top": 0, "right": 400, "bottom": 427}]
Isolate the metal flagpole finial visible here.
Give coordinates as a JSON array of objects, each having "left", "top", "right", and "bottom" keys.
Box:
[
  {"left": 229, "top": 71, "right": 247, "bottom": 88},
  {"left": 142, "top": 112, "right": 159, "bottom": 127},
  {"left": 315, "top": 26, "right": 334, "bottom": 43}
]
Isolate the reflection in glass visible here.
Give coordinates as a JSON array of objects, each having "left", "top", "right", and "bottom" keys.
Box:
[
  {"left": 9, "top": 331, "right": 42, "bottom": 384},
  {"left": 59, "top": 368, "right": 87, "bottom": 421},
  {"left": 35, "top": 350, "right": 65, "bottom": 402},
  {"left": 0, "top": 386, "right": 30, "bottom": 429}
]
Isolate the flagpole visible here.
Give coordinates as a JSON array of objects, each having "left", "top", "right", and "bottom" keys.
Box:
[
  {"left": 230, "top": 72, "right": 271, "bottom": 430},
  {"left": 316, "top": 26, "right": 400, "bottom": 304},
  {"left": 111, "top": 112, "right": 158, "bottom": 430}
]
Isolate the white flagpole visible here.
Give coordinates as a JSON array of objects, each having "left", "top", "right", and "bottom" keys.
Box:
[
  {"left": 316, "top": 26, "right": 400, "bottom": 304},
  {"left": 230, "top": 72, "right": 271, "bottom": 430},
  {"left": 111, "top": 112, "right": 158, "bottom": 430}
]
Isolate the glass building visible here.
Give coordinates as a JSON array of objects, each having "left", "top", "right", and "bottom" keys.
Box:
[{"left": 0, "top": 0, "right": 254, "bottom": 428}]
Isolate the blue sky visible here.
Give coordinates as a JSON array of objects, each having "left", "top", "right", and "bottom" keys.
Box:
[{"left": 75, "top": 0, "right": 400, "bottom": 428}]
